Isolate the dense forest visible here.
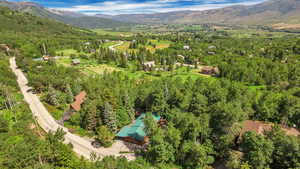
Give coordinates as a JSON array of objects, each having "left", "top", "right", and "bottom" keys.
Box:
[{"left": 1, "top": 5, "right": 300, "bottom": 169}]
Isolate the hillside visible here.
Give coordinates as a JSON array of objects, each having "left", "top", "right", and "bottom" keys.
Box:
[
  {"left": 0, "top": 6, "right": 99, "bottom": 53},
  {"left": 99, "top": 0, "right": 300, "bottom": 27},
  {"left": 0, "top": 0, "right": 131, "bottom": 29}
]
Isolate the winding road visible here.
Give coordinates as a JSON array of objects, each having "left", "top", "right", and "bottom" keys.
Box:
[{"left": 9, "top": 57, "right": 135, "bottom": 161}]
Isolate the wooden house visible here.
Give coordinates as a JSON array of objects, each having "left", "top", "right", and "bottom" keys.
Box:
[
  {"left": 59, "top": 91, "right": 86, "bottom": 124},
  {"left": 117, "top": 113, "right": 161, "bottom": 145}
]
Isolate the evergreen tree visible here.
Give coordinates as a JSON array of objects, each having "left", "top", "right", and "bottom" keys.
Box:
[
  {"left": 47, "top": 85, "right": 59, "bottom": 106},
  {"left": 82, "top": 100, "right": 98, "bottom": 131},
  {"left": 124, "top": 91, "right": 135, "bottom": 122},
  {"left": 103, "top": 102, "right": 117, "bottom": 133},
  {"left": 65, "top": 84, "right": 74, "bottom": 104}
]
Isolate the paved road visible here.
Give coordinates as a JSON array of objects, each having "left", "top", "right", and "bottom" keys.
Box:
[
  {"left": 108, "top": 41, "right": 124, "bottom": 52},
  {"left": 9, "top": 57, "right": 135, "bottom": 160}
]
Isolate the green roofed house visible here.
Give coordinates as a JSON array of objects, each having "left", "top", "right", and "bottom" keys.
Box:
[{"left": 117, "top": 113, "right": 161, "bottom": 145}]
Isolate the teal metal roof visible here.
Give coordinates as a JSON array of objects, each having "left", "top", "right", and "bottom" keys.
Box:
[{"left": 117, "top": 113, "right": 161, "bottom": 141}]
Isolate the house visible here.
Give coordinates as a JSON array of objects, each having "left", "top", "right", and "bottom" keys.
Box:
[
  {"left": 143, "top": 61, "right": 156, "bottom": 71},
  {"left": 183, "top": 45, "right": 190, "bottom": 50},
  {"left": 59, "top": 91, "right": 87, "bottom": 124},
  {"left": 72, "top": 59, "right": 81, "bottom": 65},
  {"left": 42, "top": 55, "right": 50, "bottom": 61},
  {"left": 201, "top": 66, "right": 220, "bottom": 76},
  {"left": 208, "top": 45, "right": 216, "bottom": 49},
  {"left": 208, "top": 51, "right": 216, "bottom": 55},
  {"left": 177, "top": 55, "right": 185, "bottom": 60},
  {"left": 239, "top": 120, "right": 299, "bottom": 138},
  {"left": 84, "top": 42, "right": 91, "bottom": 45},
  {"left": 117, "top": 113, "right": 161, "bottom": 145},
  {"left": 71, "top": 91, "right": 86, "bottom": 112},
  {"left": 0, "top": 44, "right": 10, "bottom": 52},
  {"left": 143, "top": 61, "right": 156, "bottom": 67}
]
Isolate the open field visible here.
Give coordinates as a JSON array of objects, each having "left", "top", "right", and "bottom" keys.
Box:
[
  {"left": 93, "top": 29, "right": 134, "bottom": 37},
  {"left": 100, "top": 41, "right": 119, "bottom": 48},
  {"left": 115, "top": 39, "right": 171, "bottom": 53},
  {"left": 56, "top": 49, "right": 91, "bottom": 57}
]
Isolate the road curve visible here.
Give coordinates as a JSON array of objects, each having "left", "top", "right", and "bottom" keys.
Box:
[
  {"left": 108, "top": 41, "right": 124, "bottom": 52},
  {"left": 9, "top": 57, "right": 135, "bottom": 160}
]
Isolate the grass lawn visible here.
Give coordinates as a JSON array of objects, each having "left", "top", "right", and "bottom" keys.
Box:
[
  {"left": 100, "top": 41, "right": 119, "bottom": 48},
  {"left": 64, "top": 121, "right": 94, "bottom": 137},
  {"left": 93, "top": 29, "right": 133, "bottom": 37},
  {"left": 115, "top": 39, "right": 172, "bottom": 53},
  {"left": 115, "top": 41, "right": 133, "bottom": 52},
  {"left": 43, "top": 102, "right": 66, "bottom": 120},
  {"left": 56, "top": 49, "right": 91, "bottom": 57}
]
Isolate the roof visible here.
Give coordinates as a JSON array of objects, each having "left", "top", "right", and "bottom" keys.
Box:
[
  {"left": 117, "top": 113, "right": 161, "bottom": 141},
  {"left": 143, "top": 61, "right": 155, "bottom": 67},
  {"left": 72, "top": 59, "right": 80, "bottom": 63},
  {"left": 241, "top": 120, "right": 300, "bottom": 137},
  {"left": 71, "top": 91, "right": 86, "bottom": 111}
]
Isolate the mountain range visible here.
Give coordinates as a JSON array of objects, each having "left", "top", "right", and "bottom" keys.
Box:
[
  {"left": 0, "top": 0, "right": 131, "bottom": 29},
  {"left": 96, "top": 0, "right": 300, "bottom": 27},
  {"left": 0, "top": 0, "right": 299, "bottom": 29}
]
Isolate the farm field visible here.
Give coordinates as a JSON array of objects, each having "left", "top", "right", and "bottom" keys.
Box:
[
  {"left": 115, "top": 39, "right": 172, "bottom": 53},
  {"left": 93, "top": 29, "right": 134, "bottom": 37}
]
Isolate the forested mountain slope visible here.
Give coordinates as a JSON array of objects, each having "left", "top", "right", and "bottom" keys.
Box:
[
  {"left": 0, "top": 6, "right": 100, "bottom": 56},
  {"left": 101, "top": 0, "right": 300, "bottom": 26},
  {"left": 0, "top": 0, "right": 131, "bottom": 29}
]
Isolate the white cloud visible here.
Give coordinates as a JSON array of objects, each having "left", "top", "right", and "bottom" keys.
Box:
[{"left": 51, "top": 0, "right": 267, "bottom": 15}]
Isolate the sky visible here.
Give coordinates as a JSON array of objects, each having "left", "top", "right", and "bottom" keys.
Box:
[{"left": 10, "top": 0, "right": 267, "bottom": 15}]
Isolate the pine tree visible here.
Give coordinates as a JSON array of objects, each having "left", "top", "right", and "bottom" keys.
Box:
[
  {"left": 47, "top": 85, "right": 59, "bottom": 106},
  {"left": 124, "top": 91, "right": 135, "bottom": 122},
  {"left": 65, "top": 84, "right": 73, "bottom": 104},
  {"left": 82, "top": 100, "right": 98, "bottom": 131},
  {"left": 73, "top": 82, "right": 82, "bottom": 96},
  {"left": 103, "top": 102, "right": 117, "bottom": 133}
]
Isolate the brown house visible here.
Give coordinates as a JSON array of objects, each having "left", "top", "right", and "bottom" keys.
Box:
[
  {"left": 71, "top": 91, "right": 86, "bottom": 112},
  {"left": 59, "top": 91, "right": 86, "bottom": 124},
  {"left": 201, "top": 66, "right": 220, "bottom": 76}
]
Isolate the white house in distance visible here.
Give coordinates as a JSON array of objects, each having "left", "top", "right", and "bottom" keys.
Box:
[{"left": 183, "top": 45, "right": 190, "bottom": 50}]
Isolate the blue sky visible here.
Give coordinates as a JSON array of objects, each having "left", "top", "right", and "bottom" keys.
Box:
[{"left": 10, "top": 0, "right": 267, "bottom": 15}]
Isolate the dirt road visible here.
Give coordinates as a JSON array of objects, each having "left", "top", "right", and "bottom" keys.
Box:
[
  {"left": 9, "top": 57, "right": 135, "bottom": 160},
  {"left": 108, "top": 41, "right": 124, "bottom": 52}
]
